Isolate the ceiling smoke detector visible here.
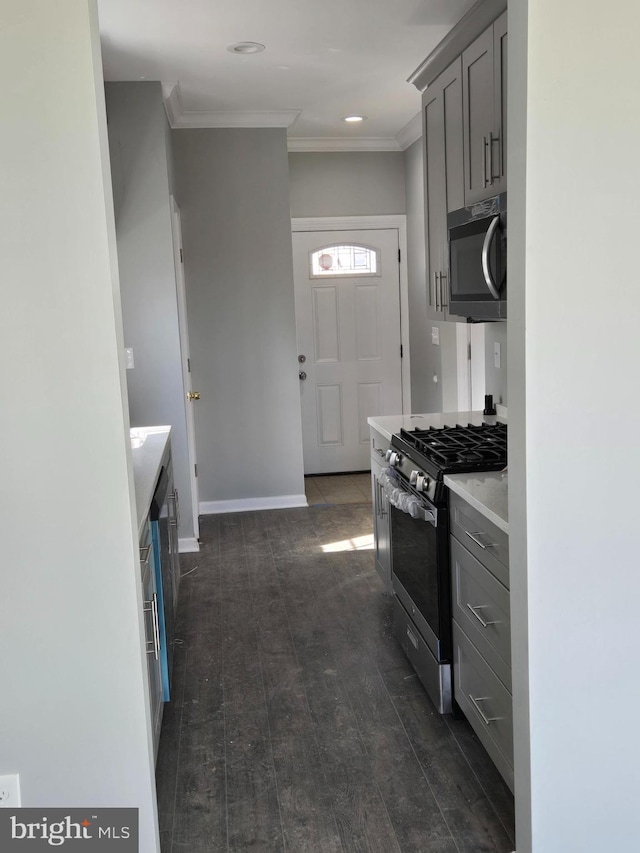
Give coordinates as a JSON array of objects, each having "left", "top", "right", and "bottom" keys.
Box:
[
  {"left": 227, "top": 42, "right": 266, "bottom": 55},
  {"left": 343, "top": 115, "right": 367, "bottom": 123}
]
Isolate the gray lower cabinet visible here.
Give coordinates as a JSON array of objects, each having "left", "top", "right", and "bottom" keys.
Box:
[
  {"left": 140, "top": 519, "right": 164, "bottom": 761},
  {"left": 424, "top": 57, "right": 465, "bottom": 322},
  {"left": 449, "top": 490, "right": 513, "bottom": 790},
  {"left": 370, "top": 427, "right": 392, "bottom": 592}
]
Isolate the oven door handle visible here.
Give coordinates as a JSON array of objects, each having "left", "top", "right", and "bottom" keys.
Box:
[
  {"left": 481, "top": 215, "right": 501, "bottom": 300},
  {"left": 389, "top": 490, "right": 438, "bottom": 526}
]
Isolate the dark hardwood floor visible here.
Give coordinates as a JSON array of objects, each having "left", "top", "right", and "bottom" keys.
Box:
[{"left": 156, "top": 498, "right": 515, "bottom": 852}]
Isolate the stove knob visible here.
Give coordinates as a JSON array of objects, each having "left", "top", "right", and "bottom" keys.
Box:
[
  {"left": 388, "top": 451, "right": 401, "bottom": 468},
  {"left": 385, "top": 449, "right": 393, "bottom": 462},
  {"left": 416, "top": 474, "right": 430, "bottom": 493},
  {"left": 409, "top": 470, "right": 419, "bottom": 485}
]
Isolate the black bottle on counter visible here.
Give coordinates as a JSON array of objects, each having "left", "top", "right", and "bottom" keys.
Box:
[{"left": 483, "top": 394, "right": 497, "bottom": 416}]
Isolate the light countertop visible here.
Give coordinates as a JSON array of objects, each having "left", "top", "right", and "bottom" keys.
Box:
[
  {"left": 368, "top": 410, "right": 508, "bottom": 533},
  {"left": 130, "top": 426, "right": 171, "bottom": 538},
  {"left": 444, "top": 471, "right": 508, "bottom": 533}
]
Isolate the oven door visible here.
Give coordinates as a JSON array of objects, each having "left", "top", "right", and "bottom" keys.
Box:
[{"left": 389, "top": 488, "right": 451, "bottom": 663}]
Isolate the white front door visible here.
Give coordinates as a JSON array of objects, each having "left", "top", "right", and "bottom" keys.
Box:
[{"left": 292, "top": 229, "right": 403, "bottom": 474}]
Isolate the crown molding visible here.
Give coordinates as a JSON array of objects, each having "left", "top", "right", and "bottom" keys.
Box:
[
  {"left": 408, "top": 0, "right": 507, "bottom": 92},
  {"left": 163, "top": 83, "right": 301, "bottom": 130},
  {"left": 163, "top": 83, "right": 420, "bottom": 150},
  {"left": 395, "top": 112, "right": 422, "bottom": 150},
  {"left": 287, "top": 137, "right": 402, "bottom": 152}
]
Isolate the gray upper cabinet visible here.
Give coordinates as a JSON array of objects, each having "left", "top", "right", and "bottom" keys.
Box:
[
  {"left": 462, "top": 11, "right": 507, "bottom": 204},
  {"left": 493, "top": 12, "right": 508, "bottom": 191},
  {"left": 424, "top": 58, "right": 465, "bottom": 322}
]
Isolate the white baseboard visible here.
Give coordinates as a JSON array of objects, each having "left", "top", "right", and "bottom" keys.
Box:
[
  {"left": 199, "top": 494, "right": 308, "bottom": 515},
  {"left": 178, "top": 537, "right": 200, "bottom": 553}
]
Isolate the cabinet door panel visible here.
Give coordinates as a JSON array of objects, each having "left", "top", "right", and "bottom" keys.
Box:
[
  {"left": 443, "top": 60, "right": 464, "bottom": 214},
  {"left": 492, "top": 12, "right": 508, "bottom": 194},
  {"left": 424, "top": 90, "right": 446, "bottom": 321},
  {"left": 424, "top": 60, "right": 464, "bottom": 322},
  {"left": 462, "top": 27, "right": 494, "bottom": 204}
]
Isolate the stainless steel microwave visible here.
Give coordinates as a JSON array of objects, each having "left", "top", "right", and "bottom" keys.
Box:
[{"left": 447, "top": 193, "right": 507, "bottom": 321}]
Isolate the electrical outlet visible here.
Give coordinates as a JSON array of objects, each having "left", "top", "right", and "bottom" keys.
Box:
[
  {"left": 125, "top": 347, "right": 135, "bottom": 369},
  {"left": 0, "top": 774, "right": 21, "bottom": 808},
  {"left": 431, "top": 326, "right": 440, "bottom": 346}
]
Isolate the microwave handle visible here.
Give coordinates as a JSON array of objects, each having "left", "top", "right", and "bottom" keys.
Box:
[{"left": 481, "top": 215, "right": 501, "bottom": 300}]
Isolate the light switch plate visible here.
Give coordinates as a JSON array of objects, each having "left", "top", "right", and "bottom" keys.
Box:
[
  {"left": 125, "top": 348, "right": 135, "bottom": 369},
  {"left": 431, "top": 326, "right": 440, "bottom": 346},
  {"left": 494, "top": 342, "right": 501, "bottom": 368},
  {"left": 0, "top": 774, "right": 21, "bottom": 808}
]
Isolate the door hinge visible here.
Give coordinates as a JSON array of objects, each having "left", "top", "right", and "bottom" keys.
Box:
[
  {"left": 398, "top": 248, "right": 401, "bottom": 263},
  {"left": 194, "top": 464, "right": 198, "bottom": 477},
  {"left": 180, "top": 248, "right": 183, "bottom": 263},
  {"left": 187, "top": 357, "right": 191, "bottom": 373},
  {"left": 400, "top": 344, "right": 404, "bottom": 358}
]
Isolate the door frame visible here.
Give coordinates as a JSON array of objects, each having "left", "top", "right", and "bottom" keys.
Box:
[
  {"left": 291, "top": 215, "right": 411, "bottom": 415},
  {"left": 169, "top": 196, "right": 200, "bottom": 549}
]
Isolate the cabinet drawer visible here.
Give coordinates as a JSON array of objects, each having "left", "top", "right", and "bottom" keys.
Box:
[
  {"left": 449, "top": 491, "right": 509, "bottom": 587},
  {"left": 453, "top": 621, "right": 513, "bottom": 790},
  {"left": 451, "top": 537, "right": 511, "bottom": 689}
]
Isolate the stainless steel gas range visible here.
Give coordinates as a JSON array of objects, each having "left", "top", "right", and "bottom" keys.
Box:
[{"left": 382, "top": 420, "right": 507, "bottom": 713}]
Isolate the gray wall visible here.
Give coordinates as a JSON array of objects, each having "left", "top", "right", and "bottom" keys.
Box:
[
  {"left": 1, "top": 2, "right": 158, "bottom": 848},
  {"left": 484, "top": 322, "right": 507, "bottom": 405},
  {"left": 289, "top": 152, "right": 406, "bottom": 218},
  {"left": 106, "top": 81, "right": 194, "bottom": 543},
  {"left": 173, "top": 128, "right": 305, "bottom": 504}
]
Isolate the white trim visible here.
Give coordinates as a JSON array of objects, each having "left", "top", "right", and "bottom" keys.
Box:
[
  {"left": 291, "top": 215, "right": 411, "bottom": 416},
  {"left": 178, "top": 537, "right": 200, "bottom": 553},
  {"left": 200, "top": 495, "right": 308, "bottom": 515},
  {"left": 287, "top": 137, "right": 402, "bottom": 152},
  {"left": 173, "top": 109, "right": 302, "bottom": 130},
  {"left": 395, "top": 113, "right": 422, "bottom": 150},
  {"left": 162, "top": 85, "right": 301, "bottom": 131}
]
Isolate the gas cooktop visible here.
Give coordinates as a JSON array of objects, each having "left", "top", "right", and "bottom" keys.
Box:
[{"left": 392, "top": 422, "right": 507, "bottom": 477}]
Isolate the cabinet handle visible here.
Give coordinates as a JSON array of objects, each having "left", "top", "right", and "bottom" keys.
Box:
[
  {"left": 139, "top": 544, "right": 152, "bottom": 567},
  {"left": 440, "top": 271, "right": 448, "bottom": 308},
  {"left": 433, "top": 271, "right": 439, "bottom": 311},
  {"left": 169, "top": 489, "right": 181, "bottom": 528},
  {"left": 375, "top": 447, "right": 386, "bottom": 457},
  {"left": 143, "top": 595, "right": 160, "bottom": 660},
  {"left": 464, "top": 529, "right": 497, "bottom": 550},
  {"left": 150, "top": 593, "right": 161, "bottom": 661},
  {"left": 489, "top": 131, "right": 501, "bottom": 181},
  {"left": 466, "top": 603, "right": 497, "bottom": 628},
  {"left": 482, "top": 136, "right": 489, "bottom": 187},
  {"left": 379, "top": 484, "right": 387, "bottom": 518},
  {"left": 469, "top": 694, "right": 501, "bottom": 726}
]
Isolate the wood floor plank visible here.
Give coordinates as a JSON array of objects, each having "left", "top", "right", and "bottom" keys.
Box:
[{"left": 157, "top": 502, "right": 514, "bottom": 853}]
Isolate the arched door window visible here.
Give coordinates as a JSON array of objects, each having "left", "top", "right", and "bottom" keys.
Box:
[{"left": 309, "top": 244, "right": 380, "bottom": 278}]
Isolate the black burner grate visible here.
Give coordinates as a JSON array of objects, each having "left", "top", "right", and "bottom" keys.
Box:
[{"left": 398, "top": 422, "right": 507, "bottom": 474}]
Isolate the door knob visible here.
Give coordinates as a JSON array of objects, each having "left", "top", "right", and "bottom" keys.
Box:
[
  {"left": 187, "top": 391, "right": 201, "bottom": 401},
  {"left": 299, "top": 371, "right": 307, "bottom": 381},
  {"left": 298, "top": 354, "right": 306, "bottom": 363}
]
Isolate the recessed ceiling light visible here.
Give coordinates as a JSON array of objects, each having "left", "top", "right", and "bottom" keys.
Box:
[
  {"left": 343, "top": 115, "right": 367, "bottom": 123},
  {"left": 227, "top": 42, "right": 266, "bottom": 55}
]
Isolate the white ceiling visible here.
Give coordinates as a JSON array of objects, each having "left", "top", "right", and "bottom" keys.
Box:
[{"left": 98, "top": 0, "right": 476, "bottom": 149}]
